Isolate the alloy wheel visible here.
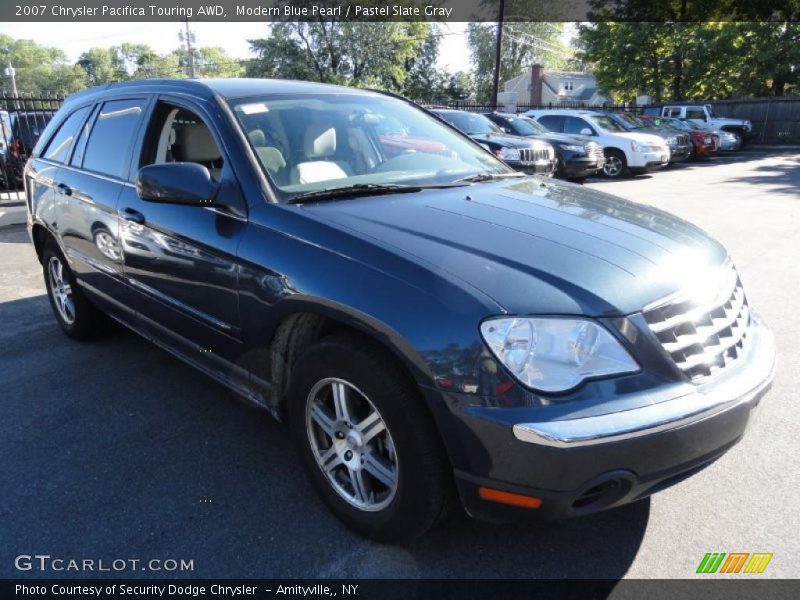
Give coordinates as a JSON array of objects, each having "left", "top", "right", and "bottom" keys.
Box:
[
  {"left": 604, "top": 155, "right": 623, "bottom": 177},
  {"left": 48, "top": 256, "right": 75, "bottom": 325},
  {"left": 305, "top": 378, "right": 398, "bottom": 511}
]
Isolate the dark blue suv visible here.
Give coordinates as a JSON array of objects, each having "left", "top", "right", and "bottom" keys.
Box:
[{"left": 25, "top": 79, "right": 775, "bottom": 541}]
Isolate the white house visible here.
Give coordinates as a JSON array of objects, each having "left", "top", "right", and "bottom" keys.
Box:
[{"left": 502, "top": 64, "right": 609, "bottom": 107}]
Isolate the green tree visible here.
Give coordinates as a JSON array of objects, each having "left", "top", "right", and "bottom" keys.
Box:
[
  {"left": 172, "top": 46, "right": 244, "bottom": 78},
  {"left": 467, "top": 22, "right": 569, "bottom": 102},
  {"left": 577, "top": 21, "right": 800, "bottom": 101},
  {"left": 247, "top": 21, "right": 431, "bottom": 92},
  {"left": 402, "top": 24, "right": 447, "bottom": 102},
  {"left": 0, "top": 34, "right": 84, "bottom": 94}
]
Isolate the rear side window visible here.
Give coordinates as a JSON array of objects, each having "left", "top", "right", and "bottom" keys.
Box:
[
  {"left": 537, "top": 115, "right": 563, "bottom": 132},
  {"left": 686, "top": 108, "right": 706, "bottom": 120},
  {"left": 82, "top": 99, "right": 146, "bottom": 179},
  {"left": 42, "top": 106, "right": 90, "bottom": 164}
]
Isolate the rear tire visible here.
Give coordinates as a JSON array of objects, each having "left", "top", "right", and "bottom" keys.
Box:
[
  {"left": 602, "top": 149, "right": 628, "bottom": 178},
  {"left": 287, "top": 332, "right": 452, "bottom": 541},
  {"left": 42, "top": 241, "right": 109, "bottom": 340}
]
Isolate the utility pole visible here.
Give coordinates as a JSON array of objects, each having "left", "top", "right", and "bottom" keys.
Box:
[
  {"left": 491, "top": 0, "right": 505, "bottom": 107},
  {"left": 179, "top": 18, "right": 196, "bottom": 78},
  {"left": 4, "top": 62, "right": 18, "bottom": 96}
]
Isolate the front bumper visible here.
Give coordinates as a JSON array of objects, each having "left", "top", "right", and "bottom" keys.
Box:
[
  {"left": 563, "top": 156, "right": 604, "bottom": 178},
  {"left": 719, "top": 137, "right": 742, "bottom": 151},
  {"left": 511, "top": 160, "right": 555, "bottom": 176},
  {"left": 628, "top": 150, "right": 669, "bottom": 172},
  {"left": 667, "top": 143, "right": 693, "bottom": 163},
  {"left": 434, "top": 315, "right": 775, "bottom": 522}
]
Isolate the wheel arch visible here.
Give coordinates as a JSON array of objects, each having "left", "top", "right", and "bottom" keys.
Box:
[{"left": 262, "top": 297, "right": 438, "bottom": 421}]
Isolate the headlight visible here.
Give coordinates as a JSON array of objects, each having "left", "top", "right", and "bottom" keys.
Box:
[
  {"left": 498, "top": 147, "right": 521, "bottom": 161},
  {"left": 480, "top": 317, "right": 639, "bottom": 393},
  {"left": 558, "top": 144, "right": 586, "bottom": 154},
  {"left": 630, "top": 141, "right": 659, "bottom": 153},
  {"left": 667, "top": 136, "right": 677, "bottom": 144},
  {"left": 704, "top": 136, "right": 712, "bottom": 144}
]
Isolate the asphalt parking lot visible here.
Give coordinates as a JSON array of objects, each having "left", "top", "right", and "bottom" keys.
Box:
[{"left": 1, "top": 149, "right": 798, "bottom": 580}]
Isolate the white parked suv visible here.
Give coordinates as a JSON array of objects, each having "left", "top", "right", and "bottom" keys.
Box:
[{"left": 525, "top": 109, "right": 670, "bottom": 179}]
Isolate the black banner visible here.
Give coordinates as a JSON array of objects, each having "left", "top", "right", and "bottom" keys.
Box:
[
  {"left": 3, "top": 0, "right": 800, "bottom": 23},
  {"left": 3, "top": 579, "right": 800, "bottom": 600}
]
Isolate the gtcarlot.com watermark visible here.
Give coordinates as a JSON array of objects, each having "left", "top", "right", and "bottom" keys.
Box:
[{"left": 14, "top": 554, "right": 194, "bottom": 573}]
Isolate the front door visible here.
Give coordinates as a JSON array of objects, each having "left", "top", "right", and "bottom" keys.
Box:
[{"left": 118, "top": 97, "right": 247, "bottom": 380}]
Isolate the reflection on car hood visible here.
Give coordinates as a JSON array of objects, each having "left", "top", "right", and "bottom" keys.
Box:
[
  {"left": 527, "top": 132, "right": 592, "bottom": 146},
  {"left": 619, "top": 131, "right": 668, "bottom": 146},
  {"left": 300, "top": 178, "right": 728, "bottom": 316},
  {"left": 468, "top": 133, "right": 545, "bottom": 149}
]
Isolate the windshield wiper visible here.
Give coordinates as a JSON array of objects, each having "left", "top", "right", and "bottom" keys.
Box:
[
  {"left": 288, "top": 183, "right": 423, "bottom": 204},
  {"left": 454, "top": 172, "right": 527, "bottom": 184}
]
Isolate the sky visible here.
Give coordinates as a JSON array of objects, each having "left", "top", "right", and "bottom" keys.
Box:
[{"left": 0, "top": 21, "right": 473, "bottom": 73}]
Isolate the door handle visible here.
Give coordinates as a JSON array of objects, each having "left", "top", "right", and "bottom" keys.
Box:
[
  {"left": 56, "top": 182, "right": 72, "bottom": 196},
  {"left": 122, "top": 207, "right": 146, "bottom": 224}
]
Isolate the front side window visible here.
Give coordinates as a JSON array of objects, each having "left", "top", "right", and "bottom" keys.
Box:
[
  {"left": 686, "top": 108, "right": 706, "bottom": 120},
  {"left": 82, "top": 99, "right": 145, "bottom": 179},
  {"left": 139, "top": 103, "right": 224, "bottom": 182},
  {"left": 229, "top": 95, "right": 510, "bottom": 198},
  {"left": 42, "top": 106, "right": 90, "bottom": 164}
]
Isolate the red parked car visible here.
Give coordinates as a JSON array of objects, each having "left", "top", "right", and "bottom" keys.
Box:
[{"left": 640, "top": 115, "right": 719, "bottom": 159}]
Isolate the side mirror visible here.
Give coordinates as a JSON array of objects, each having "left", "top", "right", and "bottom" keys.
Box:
[
  {"left": 136, "top": 162, "right": 219, "bottom": 206},
  {"left": 580, "top": 127, "right": 594, "bottom": 136}
]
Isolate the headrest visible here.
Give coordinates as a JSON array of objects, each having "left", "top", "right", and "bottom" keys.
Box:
[
  {"left": 179, "top": 123, "right": 220, "bottom": 162},
  {"left": 255, "top": 146, "right": 286, "bottom": 173},
  {"left": 248, "top": 129, "right": 266, "bottom": 146},
  {"left": 304, "top": 124, "right": 337, "bottom": 159}
]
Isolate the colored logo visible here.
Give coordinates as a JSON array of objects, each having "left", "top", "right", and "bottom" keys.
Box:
[{"left": 697, "top": 552, "right": 773, "bottom": 574}]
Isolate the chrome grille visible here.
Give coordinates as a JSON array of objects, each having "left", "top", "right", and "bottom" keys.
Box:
[
  {"left": 677, "top": 134, "right": 690, "bottom": 146},
  {"left": 643, "top": 265, "right": 750, "bottom": 381},
  {"left": 586, "top": 142, "right": 604, "bottom": 162},
  {"left": 519, "top": 146, "right": 553, "bottom": 164}
]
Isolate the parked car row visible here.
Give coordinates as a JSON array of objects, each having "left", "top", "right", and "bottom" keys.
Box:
[{"left": 424, "top": 104, "right": 746, "bottom": 182}]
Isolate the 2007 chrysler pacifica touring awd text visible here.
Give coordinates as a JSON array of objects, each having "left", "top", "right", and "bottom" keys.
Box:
[{"left": 24, "top": 79, "right": 775, "bottom": 541}]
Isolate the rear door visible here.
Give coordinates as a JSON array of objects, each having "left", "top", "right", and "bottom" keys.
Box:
[
  {"left": 55, "top": 97, "right": 150, "bottom": 315},
  {"left": 118, "top": 95, "right": 248, "bottom": 377}
]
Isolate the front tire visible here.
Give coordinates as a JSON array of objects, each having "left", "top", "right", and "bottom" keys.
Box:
[
  {"left": 42, "top": 241, "right": 109, "bottom": 340},
  {"left": 288, "top": 333, "right": 452, "bottom": 541},
  {"left": 603, "top": 149, "right": 628, "bottom": 179}
]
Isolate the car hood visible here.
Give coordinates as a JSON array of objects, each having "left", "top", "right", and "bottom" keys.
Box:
[
  {"left": 299, "top": 178, "right": 728, "bottom": 316},
  {"left": 530, "top": 132, "right": 591, "bottom": 146},
  {"left": 617, "top": 130, "right": 667, "bottom": 146},
  {"left": 626, "top": 126, "right": 670, "bottom": 139},
  {"left": 469, "top": 133, "right": 542, "bottom": 148}
]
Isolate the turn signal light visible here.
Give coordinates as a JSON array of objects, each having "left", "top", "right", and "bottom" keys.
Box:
[{"left": 478, "top": 486, "right": 542, "bottom": 509}]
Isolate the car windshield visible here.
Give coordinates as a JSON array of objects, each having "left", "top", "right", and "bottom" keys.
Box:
[
  {"left": 648, "top": 117, "right": 682, "bottom": 131},
  {"left": 590, "top": 115, "right": 628, "bottom": 133},
  {"left": 439, "top": 111, "right": 503, "bottom": 135},
  {"left": 229, "top": 95, "right": 512, "bottom": 200},
  {"left": 505, "top": 116, "right": 548, "bottom": 135},
  {"left": 617, "top": 113, "right": 649, "bottom": 129}
]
